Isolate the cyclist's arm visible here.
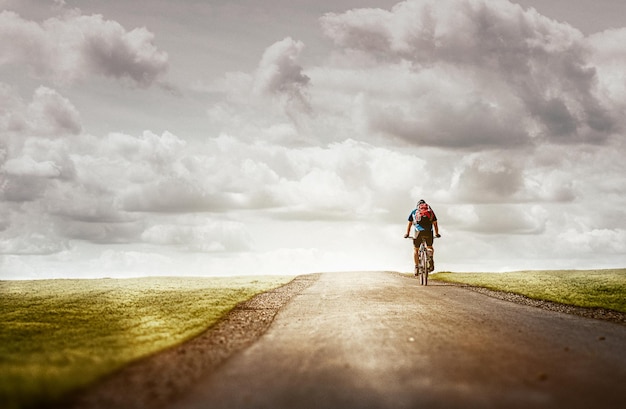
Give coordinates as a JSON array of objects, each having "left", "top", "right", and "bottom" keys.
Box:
[
  {"left": 433, "top": 220, "right": 440, "bottom": 236},
  {"left": 404, "top": 221, "right": 413, "bottom": 238}
]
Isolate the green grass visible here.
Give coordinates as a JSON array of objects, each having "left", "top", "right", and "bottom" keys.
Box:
[
  {"left": 432, "top": 269, "right": 626, "bottom": 313},
  {"left": 0, "top": 275, "right": 293, "bottom": 409}
]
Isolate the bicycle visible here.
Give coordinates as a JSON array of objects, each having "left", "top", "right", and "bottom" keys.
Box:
[
  {"left": 416, "top": 238, "right": 431, "bottom": 285},
  {"left": 407, "top": 234, "right": 439, "bottom": 286}
]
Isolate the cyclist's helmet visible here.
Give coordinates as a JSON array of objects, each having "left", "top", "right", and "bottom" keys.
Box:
[{"left": 417, "top": 199, "right": 426, "bottom": 205}]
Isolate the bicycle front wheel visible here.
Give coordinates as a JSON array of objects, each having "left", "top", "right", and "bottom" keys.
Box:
[{"left": 419, "top": 248, "right": 428, "bottom": 286}]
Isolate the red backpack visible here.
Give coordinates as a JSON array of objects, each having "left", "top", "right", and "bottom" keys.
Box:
[{"left": 416, "top": 202, "right": 434, "bottom": 222}]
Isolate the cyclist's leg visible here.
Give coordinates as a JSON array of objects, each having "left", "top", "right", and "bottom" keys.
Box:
[
  {"left": 412, "top": 237, "right": 420, "bottom": 273},
  {"left": 423, "top": 231, "right": 435, "bottom": 271}
]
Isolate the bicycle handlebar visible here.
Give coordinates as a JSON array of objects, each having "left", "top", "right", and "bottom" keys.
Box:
[{"left": 405, "top": 234, "right": 441, "bottom": 239}]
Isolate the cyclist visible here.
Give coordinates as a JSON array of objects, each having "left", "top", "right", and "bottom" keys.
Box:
[{"left": 404, "top": 199, "right": 441, "bottom": 272}]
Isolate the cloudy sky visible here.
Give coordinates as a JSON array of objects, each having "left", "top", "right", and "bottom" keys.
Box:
[{"left": 1, "top": 0, "right": 625, "bottom": 279}]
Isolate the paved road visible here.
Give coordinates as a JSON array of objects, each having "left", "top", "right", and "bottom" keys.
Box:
[{"left": 173, "top": 271, "right": 626, "bottom": 409}]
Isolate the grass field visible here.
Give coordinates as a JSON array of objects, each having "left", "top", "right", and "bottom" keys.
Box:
[
  {"left": 3, "top": 270, "right": 625, "bottom": 408},
  {"left": 432, "top": 269, "right": 626, "bottom": 313},
  {"left": 0, "top": 275, "right": 293, "bottom": 409}
]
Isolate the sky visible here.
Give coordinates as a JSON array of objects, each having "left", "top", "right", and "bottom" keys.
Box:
[{"left": 1, "top": 0, "right": 625, "bottom": 279}]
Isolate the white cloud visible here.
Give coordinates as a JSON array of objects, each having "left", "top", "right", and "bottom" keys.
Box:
[
  {"left": 558, "top": 228, "right": 626, "bottom": 254},
  {"left": 0, "top": 205, "right": 69, "bottom": 255},
  {"left": 3, "top": 156, "right": 61, "bottom": 179},
  {"left": 1, "top": 130, "right": 77, "bottom": 203},
  {"left": 0, "top": 121, "right": 430, "bottom": 258},
  {"left": 2, "top": 0, "right": 626, "bottom": 278}
]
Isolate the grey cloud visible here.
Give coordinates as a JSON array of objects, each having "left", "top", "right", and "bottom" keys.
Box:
[
  {"left": 1, "top": 135, "right": 77, "bottom": 202},
  {"left": 448, "top": 204, "right": 548, "bottom": 235},
  {"left": 204, "top": 38, "right": 313, "bottom": 145},
  {"left": 82, "top": 19, "right": 169, "bottom": 87},
  {"left": 448, "top": 151, "right": 582, "bottom": 205},
  {"left": 0, "top": 10, "right": 168, "bottom": 86},
  {"left": 3, "top": 158, "right": 60, "bottom": 179},
  {"left": 364, "top": 95, "right": 530, "bottom": 149},
  {"left": 453, "top": 156, "right": 524, "bottom": 203},
  {"left": 0, "top": 86, "right": 78, "bottom": 208},
  {"left": 320, "top": 8, "right": 393, "bottom": 56},
  {"left": 0, "top": 231, "right": 69, "bottom": 255},
  {"left": 0, "top": 86, "right": 81, "bottom": 137},
  {"left": 0, "top": 208, "right": 70, "bottom": 255},
  {"left": 321, "top": 0, "right": 618, "bottom": 148},
  {"left": 587, "top": 28, "right": 626, "bottom": 112},
  {"left": 533, "top": 97, "right": 578, "bottom": 137},
  {"left": 120, "top": 180, "right": 233, "bottom": 213},
  {"left": 56, "top": 219, "right": 145, "bottom": 244},
  {"left": 141, "top": 222, "right": 251, "bottom": 253},
  {"left": 26, "top": 87, "right": 82, "bottom": 136},
  {"left": 46, "top": 185, "right": 132, "bottom": 224},
  {"left": 546, "top": 184, "right": 576, "bottom": 203},
  {"left": 475, "top": 205, "right": 547, "bottom": 235},
  {"left": 253, "top": 37, "right": 312, "bottom": 119},
  {"left": 254, "top": 37, "right": 310, "bottom": 96},
  {"left": 0, "top": 175, "right": 49, "bottom": 202}
]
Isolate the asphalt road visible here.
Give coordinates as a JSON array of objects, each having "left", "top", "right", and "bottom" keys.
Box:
[{"left": 172, "top": 271, "right": 626, "bottom": 409}]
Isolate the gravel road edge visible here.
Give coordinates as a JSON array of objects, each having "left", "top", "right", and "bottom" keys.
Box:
[{"left": 431, "top": 279, "right": 626, "bottom": 326}]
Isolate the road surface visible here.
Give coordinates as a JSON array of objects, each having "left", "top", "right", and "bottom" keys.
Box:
[{"left": 172, "top": 271, "right": 626, "bottom": 409}]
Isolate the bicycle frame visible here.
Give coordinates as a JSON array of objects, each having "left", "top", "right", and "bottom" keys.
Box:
[
  {"left": 417, "top": 238, "right": 430, "bottom": 286},
  {"left": 407, "top": 235, "right": 432, "bottom": 286}
]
